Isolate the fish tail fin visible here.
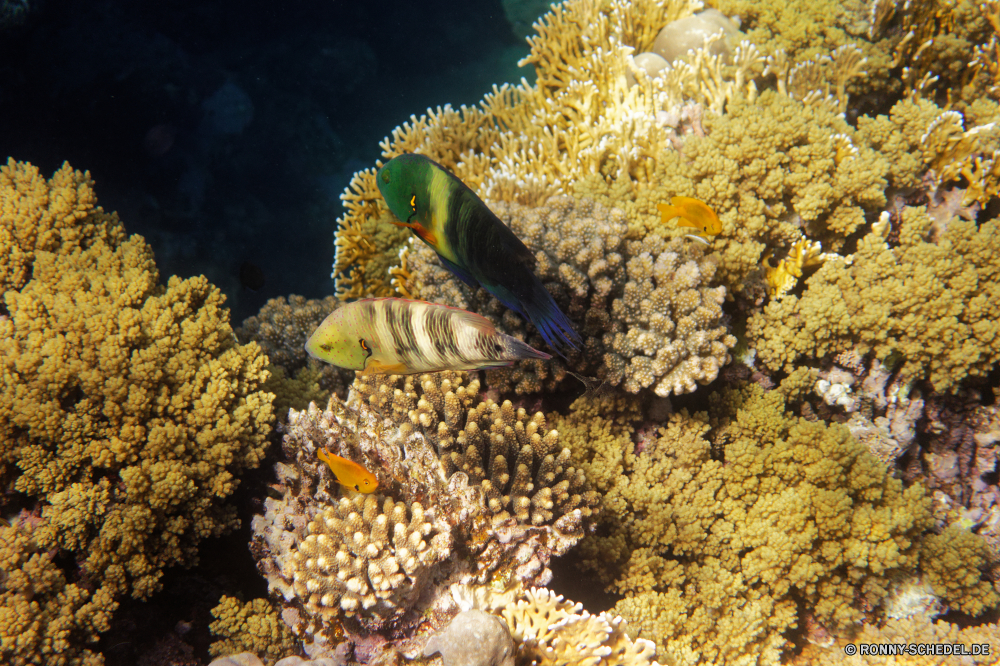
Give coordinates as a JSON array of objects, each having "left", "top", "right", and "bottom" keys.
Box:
[
  {"left": 499, "top": 333, "right": 552, "bottom": 362},
  {"left": 498, "top": 281, "right": 581, "bottom": 358},
  {"left": 657, "top": 202, "right": 680, "bottom": 222}
]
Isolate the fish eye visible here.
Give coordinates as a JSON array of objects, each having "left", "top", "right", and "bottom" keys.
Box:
[{"left": 381, "top": 170, "right": 390, "bottom": 184}]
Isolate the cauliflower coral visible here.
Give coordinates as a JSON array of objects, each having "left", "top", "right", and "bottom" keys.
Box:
[
  {"left": 557, "top": 385, "right": 997, "bottom": 665},
  {"left": 0, "top": 160, "right": 275, "bottom": 604}
]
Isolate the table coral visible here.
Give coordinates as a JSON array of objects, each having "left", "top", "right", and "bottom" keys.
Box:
[
  {"left": 748, "top": 206, "right": 1000, "bottom": 393},
  {"left": 1, "top": 229, "right": 274, "bottom": 599},
  {"left": 557, "top": 384, "right": 996, "bottom": 664},
  {"left": 0, "top": 520, "right": 118, "bottom": 666},
  {"left": 251, "top": 372, "right": 598, "bottom": 644},
  {"left": 400, "top": 196, "right": 735, "bottom": 396}
]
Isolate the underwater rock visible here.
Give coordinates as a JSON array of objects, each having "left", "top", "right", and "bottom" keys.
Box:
[
  {"left": 625, "top": 52, "right": 670, "bottom": 86},
  {"left": 652, "top": 9, "right": 741, "bottom": 63},
  {"left": 422, "top": 610, "right": 515, "bottom": 666}
]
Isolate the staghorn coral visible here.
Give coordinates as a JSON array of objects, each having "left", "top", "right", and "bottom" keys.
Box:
[
  {"left": 237, "top": 295, "right": 354, "bottom": 416},
  {"left": 251, "top": 372, "right": 598, "bottom": 644},
  {"left": 0, "top": 158, "right": 124, "bottom": 293},
  {"left": 209, "top": 596, "right": 299, "bottom": 664},
  {"left": 332, "top": 0, "right": 787, "bottom": 301},
  {"left": 451, "top": 584, "right": 661, "bottom": 666},
  {"left": 0, "top": 520, "right": 118, "bottom": 666},
  {"left": 748, "top": 206, "right": 1000, "bottom": 393},
  {"left": 0, "top": 228, "right": 274, "bottom": 600},
  {"left": 399, "top": 196, "right": 735, "bottom": 396},
  {"left": 554, "top": 384, "right": 998, "bottom": 665}
]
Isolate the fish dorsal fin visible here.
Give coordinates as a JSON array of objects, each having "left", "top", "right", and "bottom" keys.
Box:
[{"left": 448, "top": 307, "right": 497, "bottom": 336}]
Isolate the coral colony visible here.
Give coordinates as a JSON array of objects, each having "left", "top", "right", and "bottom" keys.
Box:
[{"left": 3, "top": 0, "right": 1000, "bottom": 664}]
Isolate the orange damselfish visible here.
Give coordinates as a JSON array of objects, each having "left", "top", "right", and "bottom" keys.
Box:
[
  {"left": 657, "top": 196, "right": 722, "bottom": 236},
  {"left": 317, "top": 448, "right": 378, "bottom": 493}
]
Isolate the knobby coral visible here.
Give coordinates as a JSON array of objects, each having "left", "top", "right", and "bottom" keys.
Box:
[
  {"left": 209, "top": 595, "right": 298, "bottom": 663},
  {"left": 0, "top": 158, "right": 124, "bottom": 294},
  {"left": 399, "top": 196, "right": 735, "bottom": 396},
  {"left": 237, "top": 295, "right": 353, "bottom": 417},
  {"left": 252, "top": 372, "right": 598, "bottom": 646}
]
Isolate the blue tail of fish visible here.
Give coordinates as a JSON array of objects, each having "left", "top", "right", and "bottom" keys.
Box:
[{"left": 490, "top": 281, "right": 581, "bottom": 358}]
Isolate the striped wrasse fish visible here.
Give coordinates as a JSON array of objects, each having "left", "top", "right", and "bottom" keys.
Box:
[
  {"left": 375, "top": 153, "right": 582, "bottom": 357},
  {"left": 305, "top": 297, "right": 551, "bottom": 374}
]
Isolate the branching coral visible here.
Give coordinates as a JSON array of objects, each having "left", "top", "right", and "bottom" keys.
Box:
[
  {"left": 399, "top": 196, "right": 735, "bottom": 395},
  {"left": 0, "top": 520, "right": 118, "bottom": 666},
  {"left": 1, "top": 158, "right": 124, "bottom": 293},
  {"left": 1, "top": 214, "right": 274, "bottom": 599},
  {"left": 553, "top": 384, "right": 997, "bottom": 665},
  {"left": 748, "top": 206, "right": 1000, "bottom": 393},
  {"left": 451, "top": 584, "right": 661, "bottom": 666},
  {"left": 209, "top": 595, "right": 299, "bottom": 663},
  {"left": 251, "top": 372, "right": 598, "bottom": 643}
]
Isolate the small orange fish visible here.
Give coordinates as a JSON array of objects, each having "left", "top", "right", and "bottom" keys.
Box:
[
  {"left": 657, "top": 197, "right": 722, "bottom": 236},
  {"left": 317, "top": 448, "right": 378, "bottom": 493}
]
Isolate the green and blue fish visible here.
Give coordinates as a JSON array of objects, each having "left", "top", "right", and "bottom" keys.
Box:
[
  {"left": 305, "top": 297, "right": 550, "bottom": 374},
  {"left": 376, "top": 153, "right": 581, "bottom": 356}
]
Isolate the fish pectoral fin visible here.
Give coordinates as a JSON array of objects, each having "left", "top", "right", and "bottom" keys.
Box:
[
  {"left": 438, "top": 255, "right": 479, "bottom": 288},
  {"left": 674, "top": 218, "right": 701, "bottom": 230},
  {"left": 359, "top": 360, "right": 411, "bottom": 375},
  {"left": 391, "top": 219, "right": 438, "bottom": 246}
]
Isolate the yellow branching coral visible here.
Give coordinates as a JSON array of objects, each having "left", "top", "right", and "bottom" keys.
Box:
[
  {"left": 209, "top": 596, "right": 298, "bottom": 663},
  {"left": 762, "top": 238, "right": 826, "bottom": 299},
  {"left": 1, "top": 166, "right": 275, "bottom": 600},
  {"left": 0, "top": 521, "right": 118, "bottom": 666},
  {"left": 920, "top": 526, "right": 999, "bottom": 615},
  {"left": 748, "top": 206, "right": 1000, "bottom": 392},
  {"left": 799, "top": 615, "right": 1000, "bottom": 665},
  {"left": 555, "top": 384, "right": 987, "bottom": 665},
  {"left": 0, "top": 158, "right": 124, "bottom": 293}
]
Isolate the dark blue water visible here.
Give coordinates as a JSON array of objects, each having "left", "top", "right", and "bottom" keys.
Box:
[{"left": 0, "top": 0, "right": 532, "bottom": 321}]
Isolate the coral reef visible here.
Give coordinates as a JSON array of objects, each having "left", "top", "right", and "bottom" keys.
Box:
[
  {"left": 238, "top": 295, "right": 353, "bottom": 416},
  {"left": 251, "top": 372, "right": 598, "bottom": 646},
  {"left": 209, "top": 596, "right": 298, "bottom": 663},
  {"left": 748, "top": 207, "right": 1000, "bottom": 392},
  {"left": 1, "top": 159, "right": 276, "bottom": 637},
  {"left": 455, "top": 585, "right": 661, "bottom": 666},
  {"left": 0, "top": 158, "right": 124, "bottom": 293},
  {"left": 796, "top": 615, "right": 1000, "bottom": 665},
  {"left": 400, "top": 196, "right": 735, "bottom": 395},
  {"left": 0, "top": 519, "right": 117, "bottom": 666},
  {"left": 556, "top": 385, "right": 997, "bottom": 665}
]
